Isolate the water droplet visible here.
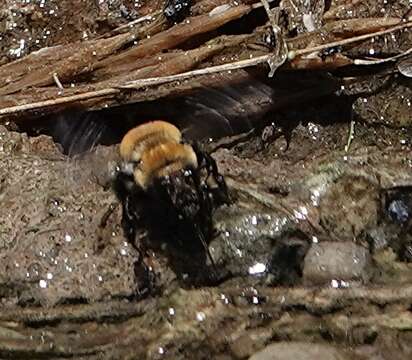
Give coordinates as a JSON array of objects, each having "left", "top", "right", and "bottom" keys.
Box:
[
  {"left": 341, "top": 280, "right": 350, "bottom": 288},
  {"left": 196, "top": 312, "right": 206, "bottom": 321},
  {"left": 248, "top": 262, "right": 266, "bottom": 275},
  {"left": 220, "top": 294, "right": 229, "bottom": 304},
  {"left": 308, "top": 122, "right": 320, "bottom": 140},
  {"left": 310, "top": 189, "right": 321, "bottom": 206},
  {"left": 293, "top": 206, "right": 308, "bottom": 220},
  {"left": 331, "top": 279, "right": 339, "bottom": 288}
]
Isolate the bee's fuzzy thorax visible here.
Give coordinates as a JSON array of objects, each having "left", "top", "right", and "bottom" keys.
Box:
[
  {"left": 134, "top": 142, "right": 198, "bottom": 189},
  {"left": 120, "top": 120, "right": 182, "bottom": 162}
]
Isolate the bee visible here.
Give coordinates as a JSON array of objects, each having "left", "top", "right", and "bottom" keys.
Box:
[{"left": 112, "top": 120, "right": 229, "bottom": 273}]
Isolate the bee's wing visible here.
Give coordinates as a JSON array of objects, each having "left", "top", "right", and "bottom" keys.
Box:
[{"left": 177, "top": 76, "right": 276, "bottom": 140}]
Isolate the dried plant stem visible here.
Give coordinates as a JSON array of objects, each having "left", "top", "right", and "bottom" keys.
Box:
[
  {"left": 345, "top": 119, "right": 355, "bottom": 153},
  {"left": 354, "top": 47, "right": 412, "bottom": 65},
  {"left": 0, "top": 89, "right": 119, "bottom": 116},
  {"left": 1, "top": 21, "right": 411, "bottom": 117},
  {"left": 258, "top": 0, "right": 277, "bottom": 30},
  {"left": 116, "top": 20, "right": 412, "bottom": 88},
  {"left": 119, "top": 55, "right": 271, "bottom": 88},
  {"left": 110, "top": 12, "right": 161, "bottom": 34},
  {"left": 53, "top": 73, "right": 64, "bottom": 90},
  {"left": 292, "top": 21, "right": 412, "bottom": 57}
]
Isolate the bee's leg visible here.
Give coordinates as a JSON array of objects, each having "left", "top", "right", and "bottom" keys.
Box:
[
  {"left": 190, "top": 142, "right": 230, "bottom": 247},
  {"left": 189, "top": 167, "right": 212, "bottom": 229},
  {"left": 191, "top": 142, "right": 229, "bottom": 203},
  {"left": 121, "top": 196, "right": 137, "bottom": 244},
  {"left": 121, "top": 197, "right": 157, "bottom": 292},
  {"left": 188, "top": 167, "right": 216, "bottom": 264},
  {"left": 123, "top": 193, "right": 151, "bottom": 253},
  {"left": 95, "top": 202, "right": 119, "bottom": 253},
  {"left": 207, "top": 155, "right": 230, "bottom": 206}
]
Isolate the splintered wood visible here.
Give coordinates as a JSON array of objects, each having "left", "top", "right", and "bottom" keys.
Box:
[{"left": 0, "top": 0, "right": 411, "bottom": 121}]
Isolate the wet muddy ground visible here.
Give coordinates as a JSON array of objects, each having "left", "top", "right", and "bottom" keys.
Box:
[
  {"left": 1, "top": 0, "right": 412, "bottom": 359},
  {"left": 1, "top": 109, "right": 412, "bottom": 359}
]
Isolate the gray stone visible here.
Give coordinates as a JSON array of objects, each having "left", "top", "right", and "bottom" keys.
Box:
[
  {"left": 249, "top": 342, "right": 350, "bottom": 360},
  {"left": 303, "top": 242, "right": 373, "bottom": 285}
]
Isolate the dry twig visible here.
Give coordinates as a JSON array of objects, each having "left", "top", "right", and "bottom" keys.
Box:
[{"left": 0, "top": 9, "right": 411, "bottom": 120}]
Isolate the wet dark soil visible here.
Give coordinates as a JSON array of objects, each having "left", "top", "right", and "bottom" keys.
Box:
[
  {"left": 0, "top": 0, "right": 157, "bottom": 64},
  {"left": 1, "top": 108, "right": 412, "bottom": 358}
]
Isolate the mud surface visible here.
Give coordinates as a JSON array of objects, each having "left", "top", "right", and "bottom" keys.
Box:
[
  {"left": 1, "top": 111, "right": 412, "bottom": 358},
  {"left": 0, "top": 0, "right": 156, "bottom": 64}
]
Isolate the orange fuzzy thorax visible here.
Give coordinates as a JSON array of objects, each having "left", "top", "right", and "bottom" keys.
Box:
[
  {"left": 119, "top": 121, "right": 182, "bottom": 162},
  {"left": 134, "top": 142, "right": 198, "bottom": 189}
]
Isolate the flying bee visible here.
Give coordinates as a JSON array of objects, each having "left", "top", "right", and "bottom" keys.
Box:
[{"left": 112, "top": 120, "right": 229, "bottom": 274}]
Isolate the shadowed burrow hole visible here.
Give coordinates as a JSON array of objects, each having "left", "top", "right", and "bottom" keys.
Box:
[{"left": 14, "top": 81, "right": 354, "bottom": 157}]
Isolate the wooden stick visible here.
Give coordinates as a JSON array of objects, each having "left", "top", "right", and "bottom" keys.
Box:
[
  {"left": 0, "top": 88, "right": 119, "bottom": 116},
  {"left": 121, "top": 21, "right": 412, "bottom": 88},
  {"left": 354, "top": 47, "right": 412, "bottom": 65},
  {"left": 119, "top": 55, "right": 271, "bottom": 88},
  {"left": 291, "top": 21, "right": 412, "bottom": 57},
  {"left": 1, "top": 21, "right": 411, "bottom": 117}
]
